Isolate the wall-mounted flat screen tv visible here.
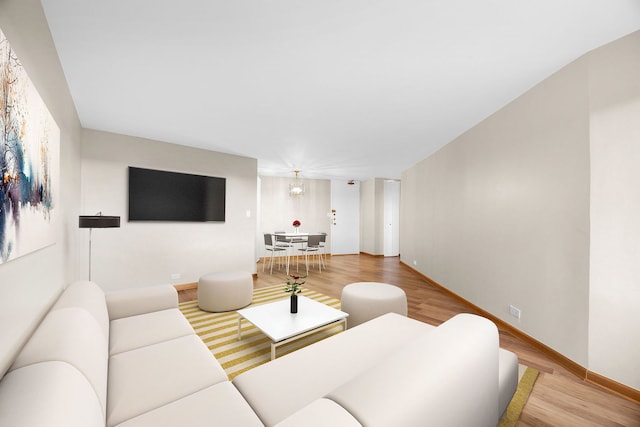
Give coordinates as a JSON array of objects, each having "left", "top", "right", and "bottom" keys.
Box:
[{"left": 128, "top": 167, "right": 226, "bottom": 222}]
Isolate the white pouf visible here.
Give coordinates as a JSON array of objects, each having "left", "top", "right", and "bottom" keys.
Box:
[
  {"left": 198, "top": 271, "right": 253, "bottom": 312},
  {"left": 341, "top": 282, "right": 407, "bottom": 328}
]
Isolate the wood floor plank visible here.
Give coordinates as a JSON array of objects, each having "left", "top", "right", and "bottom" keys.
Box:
[{"left": 179, "top": 254, "right": 640, "bottom": 426}]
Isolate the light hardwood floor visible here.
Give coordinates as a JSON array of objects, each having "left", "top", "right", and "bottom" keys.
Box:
[{"left": 179, "top": 254, "right": 640, "bottom": 427}]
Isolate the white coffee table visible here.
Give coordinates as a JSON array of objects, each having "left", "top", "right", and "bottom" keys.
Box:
[{"left": 237, "top": 295, "right": 348, "bottom": 360}]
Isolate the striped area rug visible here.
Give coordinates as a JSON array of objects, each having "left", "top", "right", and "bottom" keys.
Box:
[
  {"left": 499, "top": 365, "right": 540, "bottom": 426},
  {"left": 179, "top": 284, "right": 343, "bottom": 380}
]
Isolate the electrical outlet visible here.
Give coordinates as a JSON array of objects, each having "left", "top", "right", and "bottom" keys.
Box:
[
  {"left": 509, "top": 304, "right": 521, "bottom": 321},
  {"left": 413, "top": 260, "right": 418, "bottom": 266},
  {"left": 171, "top": 273, "right": 181, "bottom": 280}
]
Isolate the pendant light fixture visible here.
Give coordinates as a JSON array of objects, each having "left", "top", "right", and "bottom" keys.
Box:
[{"left": 289, "top": 170, "right": 305, "bottom": 197}]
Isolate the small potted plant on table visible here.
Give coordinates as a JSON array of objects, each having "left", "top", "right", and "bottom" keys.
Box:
[{"left": 284, "top": 274, "right": 306, "bottom": 313}]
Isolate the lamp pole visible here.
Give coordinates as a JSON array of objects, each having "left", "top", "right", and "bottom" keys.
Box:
[
  {"left": 79, "top": 214, "right": 121, "bottom": 281},
  {"left": 88, "top": 227, "right": 93, "bottom": 280}
]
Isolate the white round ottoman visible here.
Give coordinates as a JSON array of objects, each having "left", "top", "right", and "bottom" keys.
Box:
[
  {"left": 198, "top": 271, "right": 253, "bottom": 312},
  {"left": 341, "top": 282, "right": 407, "bottom": 328}
]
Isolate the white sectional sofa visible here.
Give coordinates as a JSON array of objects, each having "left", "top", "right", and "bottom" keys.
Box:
[{"left": 0, "top": 281, "right": 518, "bottom": 427}]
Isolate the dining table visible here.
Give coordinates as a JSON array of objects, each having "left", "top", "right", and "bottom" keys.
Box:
[{"left": 273, "top": 232, "right": 308, "bottom": 274}]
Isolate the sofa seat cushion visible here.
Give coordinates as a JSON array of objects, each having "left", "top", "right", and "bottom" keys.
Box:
[
  {"left": 109, "top": 308, "right": 194, "bottom": 356},
  {"left": 107, "top": 334, "right": 228, "bottom": 427},
  {"left": 274, "top": 398, "right": 362, "bottom": 427},
  {"left": 114, "top": 381, "right": 263, "bottom": 427},
  {"left": 233, "top": 313, "right": 434, "bottom": 426},
  {"left": 0, "top": 361, "right": 104, "bottom": 427}
]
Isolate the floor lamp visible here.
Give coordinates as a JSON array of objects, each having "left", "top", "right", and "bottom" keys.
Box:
[{"left": 79, "top": 213, "right": 120, "bottom": 280}]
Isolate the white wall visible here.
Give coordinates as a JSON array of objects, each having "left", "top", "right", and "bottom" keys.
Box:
[
  {"left": 360, "top": 179, "right": 375, "bottom": 254},
  {"left": 401, "top": 31, "right": 640, "bottom": 390},
  {"left": 259, "top": 177, "right": 360, "bottom": 258},
  {"left": 0, "top": 0, "right": 82, "bottom": 377},
  {"left": 255, "top": 176, "right": 262, "bottom": 262},
  {"left": 588, "top": 31, "right": 640, "bottom": 390},
  {"left": 401, "top": 48, "right": 591, "bottom": 365},
  {"left": 384, "top": 180, "right": 400, "bottom": 257},
  {"left": 80, "top": 129, "right": 257, "bottom": 290},
  {"left": 360, "top": 178, "right": 385, "bottom": 255},
  {"left": 330, "top": 180, "right": 360, "bottom": 255},
  {"left": 259, "top": 175, "right": 331, "bottom": 258}
]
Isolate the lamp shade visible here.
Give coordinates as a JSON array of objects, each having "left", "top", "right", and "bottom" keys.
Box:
[{"left": 79, "top": 215, "right": 120, "bottom": 228}]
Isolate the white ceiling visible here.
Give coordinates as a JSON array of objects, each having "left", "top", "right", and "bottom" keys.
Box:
[{"left": 40, "top": 0, "right": 640, "bottom": 181}]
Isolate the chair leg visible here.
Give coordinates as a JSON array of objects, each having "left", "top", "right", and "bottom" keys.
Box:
[
  {"left": 285, "top": 247, "right": 290, "bottom": 275},
  {"left": 270, "top": 251, "right": 275, "bottom": 274},
  {"left": 305, "top": 252, "right": 309, "bottom": 275}
]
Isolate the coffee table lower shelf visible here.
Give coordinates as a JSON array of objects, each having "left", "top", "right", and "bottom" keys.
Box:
[{"left": 237, "top": 317, "right": 347, "bottom": 360}]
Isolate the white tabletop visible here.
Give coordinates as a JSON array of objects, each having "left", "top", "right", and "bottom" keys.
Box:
[
  {"left": 274, "top": 232, "right": 309, "bottom": 237},
  {"left": 237, "top": 296, "right": 348, "bottom": 342}
]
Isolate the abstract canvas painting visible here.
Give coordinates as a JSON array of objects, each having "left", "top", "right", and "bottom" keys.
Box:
[{"left": 0, "top": 27, "right": 59, "bottom": 264}]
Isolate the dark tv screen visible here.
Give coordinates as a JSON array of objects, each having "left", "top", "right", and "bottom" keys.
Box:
[{"left": 128, "top": 167, "right": 225, "bottom": 222}]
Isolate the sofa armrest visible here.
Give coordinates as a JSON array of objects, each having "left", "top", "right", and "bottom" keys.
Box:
[
  {"left": 106, "top": 285, "right": 178, "bottom": 320},
  {"left": 499, "top": 348, "right": 519, "bottom": 416}
]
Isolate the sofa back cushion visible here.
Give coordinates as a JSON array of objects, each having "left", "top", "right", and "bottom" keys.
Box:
[
  {"left": 7, "top": 281, "right": 109, "bottom": 421},
  {"left": 10, "top": 307, "right": 109, "bottom": 416},
  {"left": 106, "top": 284, "right": 178, "bottom": 320},
  {"left": 0, "top": 361, "right": 104, "bottom": 427},
  {"left": 327, "top": 313, "right": 500, "bottom": 427},
  {"left": 52, "top": 281, "right": 109, "bottom": 339}
]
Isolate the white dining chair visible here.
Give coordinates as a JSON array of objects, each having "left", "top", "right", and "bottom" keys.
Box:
[
  {"left": 317, "top": 232, "right": 328, "bottom": 269},
  {"left": 274, "top": 231, "right": 294, "bottom": 273},
  {"left": 297, "top": 234, "right": 323, "bottom": 274},
  {"left": 263, "top": 233, "right": 287, "bottom": 274}
]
